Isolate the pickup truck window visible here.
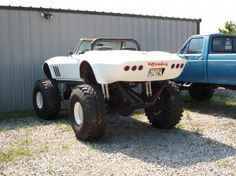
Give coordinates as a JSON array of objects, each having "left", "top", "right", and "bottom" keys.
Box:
[
  {"left": 211, "top": 36, "right": 235, "bottom": 53},
  {"left": 181, "top": 38, "right": 203, "bottom": 54},
  {"left": 188, "top": 38, "right": 203, "bottom": 54}
]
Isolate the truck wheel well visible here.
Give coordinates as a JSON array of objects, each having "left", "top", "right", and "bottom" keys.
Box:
[
  {"left": 43, "top": 63, "right": 52, "bottom": 79},
  {"left": 80, "top": 61, "right": 97, "bottom": 84}
]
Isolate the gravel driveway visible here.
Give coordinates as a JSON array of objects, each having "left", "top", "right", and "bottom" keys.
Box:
[{"left": 0, "top": 90, "right": 236, "bottom": 176}]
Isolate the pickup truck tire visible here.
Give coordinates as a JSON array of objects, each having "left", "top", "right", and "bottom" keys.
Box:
[
  {"left": 189, "top": 86, "right": 214, "bottom": 101},
  {"left": 145, "top": 82, "right": 183, "bottom": 129},
  {"left": 70, "top": 84, "right": 106, "bottom": 141},
  {"left": 33, "top": 79, "right": 61, "bottom": 120}
]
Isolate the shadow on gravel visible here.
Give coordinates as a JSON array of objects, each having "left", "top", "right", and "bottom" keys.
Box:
[{"left": 91, "top": 114, "right": 236, "bottom": 168}]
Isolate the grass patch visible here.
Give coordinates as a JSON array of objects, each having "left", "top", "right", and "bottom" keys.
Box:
[
  {"left": 47, "top": 164, "right": 54, "bottom": 174},
  {"left": 18, "top": 134, "right": 31, "bottom": 146},
  {"left": 61, "top": 144, "right": 70, "bottom": 150},
  {"left": 214, "top": 92, "right": 232, "bottom": 100},
  {"left": 176, "top": 123, "right": 184, "bottom": 129},
  {"left": 54, "top": 121, "right": 71, "bottom": 132},
  {"left": 182, "top": 93, "right": 236, "bottom": 110},
  {"left": 216, "top": 159, "right": 230, "bottom": 168},
  {"left": 0, "top": 148, "right": 32, "bottom": 163},
  {"left": 38, "top": 145, "right": 49, "bottom": 153},
  {"left": 183, "top": 110, "right": 191, "bottom": 119},
  {"left": 192, "top": 127, "right": 204, "bottom": 136},
  {"left": 132, "top": 109, "right": 144, "bottom": 116},
  {"left": 0, "top": 111, "right": 35, "bottom": 122}
]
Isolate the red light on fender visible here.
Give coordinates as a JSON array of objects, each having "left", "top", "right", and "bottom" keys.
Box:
[
  {"left": 132, "top": 65, "right": 137, "bottom": 71},
  {"left": 124, "top": 66, "right": 130, "bottom": 71},
  {"left": 176, "top": 64, "right": 180, "bottom": 69},
  {"left": 138, "top": 65, "right": 143, "bottom": 71},
  {"left": 180, "top": 63, "right": 184, "bottom": 68},
  {"left": 171, "top": 64, "right": 175, "bottom": 69}
]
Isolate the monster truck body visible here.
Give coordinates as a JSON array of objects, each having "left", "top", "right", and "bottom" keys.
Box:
[{"left": 33, "top": 38, "right": 186, "bottom": 141}]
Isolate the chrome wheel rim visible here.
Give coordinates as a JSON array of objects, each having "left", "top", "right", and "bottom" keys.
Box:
[
  {"left": 36, "top": 92, "right": 43, "bottom": 109},
  {"left": 74, "top": 102, "right": 84, "bottom": 125}
]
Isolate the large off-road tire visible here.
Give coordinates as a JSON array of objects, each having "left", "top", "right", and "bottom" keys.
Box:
[
  {"left": 33, "top": 79, "right": 61, "bottom": 120},
  {"left": 189, "top": 85, "right": 214, "bottom": 101},
  {"left": 145, "top": 82, "right": 183, "bottom": 129},
  {"left": 70, "top": 84, "right": 106, "bottom": 141}
]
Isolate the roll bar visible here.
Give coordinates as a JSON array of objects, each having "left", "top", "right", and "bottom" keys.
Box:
[{"left": 90, "top": 38, "right": 141, "bottom": 51}]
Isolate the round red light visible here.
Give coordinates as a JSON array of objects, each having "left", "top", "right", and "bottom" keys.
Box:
[
  {"left": 132, "top": 65, "right": 137, "bottom": 71},
  {"left": 180, "top": 63, "right": 184, "bottom": 68},
  {"left": 176, "top": 64, "right": 180, "bottom": 69},
  {"left": 171, "top": 64, "right": 175, "bottom": 69},
  {"left": 124, "top": 66, "right": 130, "bottom": 71},
  {"left": 138, "top": 65, "right": 143, "bottom": 71}
]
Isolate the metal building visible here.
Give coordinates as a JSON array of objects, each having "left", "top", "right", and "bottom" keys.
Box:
[{"left": 0, "top": 6, "right": 201, "bottom": 112}]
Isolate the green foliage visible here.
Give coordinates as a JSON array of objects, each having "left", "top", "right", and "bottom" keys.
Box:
[{"left": 219, "top": 21, "right": 236, "bottom": 34}]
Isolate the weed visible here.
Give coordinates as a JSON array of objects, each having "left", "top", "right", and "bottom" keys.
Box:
[
  {"left": 61, "top": 144, "right": 69, "bottom": 150},
  {"left": 214, "top": 92, "right": 232, "bottom": 100},
  {"left": 0, "top": 148, "right": 32, "bottom": 163},
  {"left": 183, "top": 110, "right": 191, "bottom": 119},
  {"left": 87, "top": 142, "right": 98, "bottom": 151},
  {"left": 38, "top": 145, "right": 49, "bottom": 153},
  {"left": 0, "top": 111, "right": 35, "bottom": 122},
  {"left": 216, "top": 159, "right": 229, "bottom": 168},
  {"left": 176, "top": 123, "right": 184, "bottom": 129},
  {"left": 18, "top": 133, "right": 31, "bottom": 146},
  {"left": 183, "top": 93, "right": 236, "bottom": 111},
  {"left": 132, "top": 109, "right": 144, "bottom": 116},
  {"left": 0, "top": 128, "right": 7, "bottom": 132},
  {"left": 193, "top": 127, "right": 203, "bottom": 136},
  {"left": 54, "top": 122, "right": 71, "bottom": 132},
  {"left": 47, "top": 165, "right": 54, "bottom": 174}
]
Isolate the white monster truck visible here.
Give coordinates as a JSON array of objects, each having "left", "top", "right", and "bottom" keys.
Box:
[{"left": 33, "top": 38, "right": 186, "bottom": 141}]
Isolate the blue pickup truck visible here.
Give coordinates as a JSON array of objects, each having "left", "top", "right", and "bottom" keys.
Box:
[{"left": 176, "top": 33, "right": 236, "bottom": 101}]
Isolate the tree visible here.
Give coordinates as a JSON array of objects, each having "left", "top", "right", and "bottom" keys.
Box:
[{"left": 219, "top": 21, "right": 236, "bottom": 34}]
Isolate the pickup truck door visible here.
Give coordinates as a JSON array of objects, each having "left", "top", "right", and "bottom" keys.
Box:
[
  {"left": 177, "top": 37, "right": 207, "bottom": 83},
  {"left": 208, "top": 36, "right": 236, "bottom": 85}
]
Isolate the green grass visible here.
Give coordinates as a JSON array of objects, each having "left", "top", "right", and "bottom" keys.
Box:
[
  {"left": 0, "top": 148, "right": 32, "bottom": 163},
  {"left": 192, "top": 127, "right": 204, "bottom": 136},
  {"left": 61, "top": 144, "right": 70, "bottom": 150},
  {"left": 214, "top": 92, "right": 232, "bottom": 100},
  {"left": 182, "top": 93, "right": 236, "bottom": 110},
  {"left": 175, "top": 123, "right": 184, "bottom": 129},
  {"left": 18, "top": 136, "right": 31, "bottom": 146},
  {"left": 38, "top": 145, "right": 49, "bottom": 153},
  {"left": 0, "top": 111, "right": 35, "bottom": 122},
  {"left": 216, "top": 159, "right": 230, "bottom": 168}
]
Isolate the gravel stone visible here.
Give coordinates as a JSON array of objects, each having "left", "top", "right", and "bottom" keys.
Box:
[{"left": 0, "top": 90, "right": 236, "bottom": 176}]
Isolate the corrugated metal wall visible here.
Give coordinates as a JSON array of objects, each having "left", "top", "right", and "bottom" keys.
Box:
[{"left": 0, "top": 6, "right": 200, "bottom": 112}]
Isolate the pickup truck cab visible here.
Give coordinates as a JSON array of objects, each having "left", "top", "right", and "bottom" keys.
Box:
[{"left": 176, "top": 33, "right": 236, "bottom": 101}]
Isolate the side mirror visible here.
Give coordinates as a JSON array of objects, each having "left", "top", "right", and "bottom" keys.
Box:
[{"left": 68, "top": 50, "right": 74, "bottom": 55}]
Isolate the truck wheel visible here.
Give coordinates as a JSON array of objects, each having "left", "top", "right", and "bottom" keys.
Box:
[
  {"left": 145, "top": 82, "right": 183, "bottom": 129},
  {"left": 33, "top": 80, "right": 61, "bottom": 120},
  {"left": 70, "top": 84, "right": 106, "bottom": 141},
  {"left": 189, "top": 86, "right": 214, "bottom": 101}
]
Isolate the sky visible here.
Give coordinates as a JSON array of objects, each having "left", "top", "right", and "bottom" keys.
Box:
[{"left": 1, "top": 0, "right": 236, "bottom": 34}]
